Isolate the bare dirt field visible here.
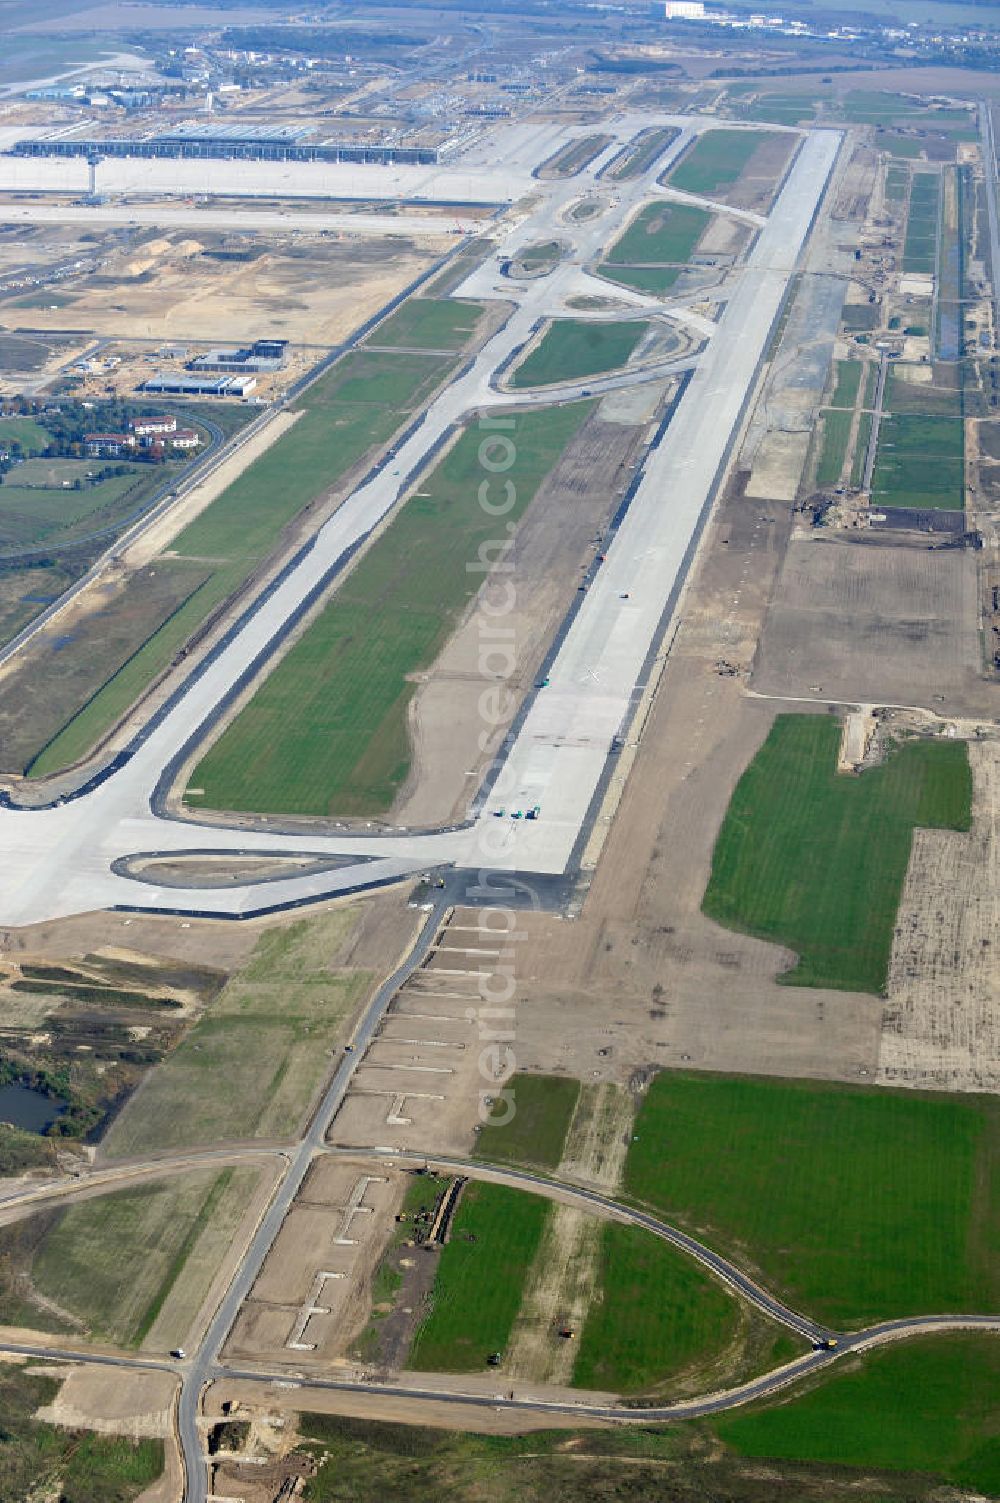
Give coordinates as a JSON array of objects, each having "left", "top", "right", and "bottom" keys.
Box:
[
  {"left": 751, "top": 534, "right": 992, "bottom": 714},
  {"left": 225, "top": 1158, "right": 408, "bottom": 1369},
  {"left": 34, "top": 1364, "right": 176, "bottom": 1439},
  {"left": 393, "top": 405, "right": 651, "bottom": 827},
  {"left": 879, "top": 737, "right": 1000, "bottom": 1093},
  {"left": 478, "top": 476, "right": 884, "bottom": 1091},
  {"left": 329, "top": 913, "right": 499, "bottom": 1159},
  {"left": 1, "top": 228, "right": 447, "bottom": 347}
]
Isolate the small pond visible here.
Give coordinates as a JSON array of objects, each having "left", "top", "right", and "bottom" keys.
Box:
[{"left": 0, "top": 1082, "right": 64, "bottom": 1134}]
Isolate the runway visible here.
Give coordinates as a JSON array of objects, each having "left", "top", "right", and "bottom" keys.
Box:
[{"left": 0, "top": 115, "right": 840, "bottom": 925}]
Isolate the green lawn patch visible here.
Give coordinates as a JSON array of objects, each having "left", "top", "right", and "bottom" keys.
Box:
[
  {"left": 829, "top": 359, "right": 862, "bottom": 409},
  {"left": 512, "top": 319, "right": 648, "bottom": 388},
  {"left": 475, "top": 1073, "right": 580, "bottom": 1170},
  {"left": 596, "top": 264, "right": 682, "bottom": 295},
  {"left": 666, "top": 129, "right": 768, "bottom": 196},
  {"left": 189, "top": 401, "right": 592, "bottom": 817},
  {"left": 408, "top": 1181, "right": 549, "bottom": 1371},
  {"left": 703, "top": 714, "right": 971, "bottom": 993},
  {"left": 572, "top": 1221, "right": 741, "bottom": 1394},
  {"left": 716, "top": 1335, "right": 1000, "bottom": 1497},
  {"left": 606, "top": 202, "right": 709, "bottom": 265},
  {"left": 367, "top": 298, "right": 484, "bottom": 352},
  {"left": 815, "top": 409, "right": 852, "bottom": 487},
  {"left": 0, "top": 415, "right": 51, "bottom": 453},
  {"left": 624, "top": 1070, "right": 999, "bottom": 1328}
]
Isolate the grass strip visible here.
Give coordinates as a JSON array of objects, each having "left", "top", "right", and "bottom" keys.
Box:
[{"left": 190, "top": 402, "right": 593, "bottom": 816}]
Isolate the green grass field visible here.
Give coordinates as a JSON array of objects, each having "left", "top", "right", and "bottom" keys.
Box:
[
  {"left": 571, "top": 1221, "right": 742, "bottom": 1394},
  {"left": 296, "top": 1401, "right": 999, "bottom": 1503},
  {"left": 884, "top": 164, "right": 909, "bottom": 202},
  {"left": 666, "top": 129, "right": 767, "bottom": 195},
  {"left": 0, "top": 1365, "right": 162, "bottom": 1503},
  {"left": 851, "top": 411, "right": 873, "bottom": 486},
  {"left": 903, "top": 173, "right": 940, "bottom": 275},
  {"left": 408, "top": 1181, "right": 550, "bottom": 1371},
  {"left": 814, "top": 410, "right": 852, "bottom": 487},
  {"left": 368, "top": 298, "right": 485, "bottom": 351},
  {"left": 624, "top": 1070, "right": 999, "bottom": 1328},
  {"left": 28, "top": 1166, "right": 258, "bottom": 1346},
  {"left": 872, "top": 414, "right": 965, "bottom": 511},
  {"left": 474, "top": 1073, "right": 580, "bottom": 1170},
  {"left": 606, "top": 202, "right": 709, "bottom": 265},
  {"left": 596, "top": 264, "right": 682, "bottom": 295},
  {"left": 0, "top": 415, "right": 51, "bottom": 453},
  {"left": 512, "top": 319, "right": 648, "bottom": 388},
  {"left": 189, "top": 401, "right": 592, "bottom": 817},
  {"left": 829, "top": 359, "right": 862, "bottom": 409},
  {"left": 103, "top": 911, "right": 367, "bottom": 1154},
  {"left": 716, "top": 1336, "right": 1000, "bottom": 1497},
  {"left": 703, "top": 715, "right": 971, "bottom": 994}
]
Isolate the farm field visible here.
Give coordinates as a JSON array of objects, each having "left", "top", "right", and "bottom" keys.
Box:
[
  {"left": 702, "top": 714, "right": 971, "bottom": 993},
  {"left": 103, "top": 911, "right": 368, "bottom": 1155},
  {"left": 666, "top": 129, "right": 769, "bottom": 195},
  {"left": 407, "top": 1181, "right": 550, "bottom": 1372},
  {"left": 871, "top": 412, "right": 965, "bottom": 510},
  {"left": 716, "top": 1335, "right": 1000, "bottom": 1497},
  {"left": 27, "top": 338, "right": 475, "bottom": 779},
  {"left": 474, "top": 1073, "right": 580, "bottom": 1170},
  {"left": 0, "top": 1365, "right": 162, "bottom": 1503},
  {"left": 188, "top": 400, "right": 592, "bottom": 817},
  {"left": 511, "top": 318, "right": 648, "bottom": 388},
  {"left": 814, "top": 409, "right": 852, "bottom": 486},
  {"left": 2, "top": 1165, "right": 259, "bottom": 1347},
  {"left": 605, "top": 202, "right": 709, "bottom": 266},
  {"left": 886, "top": 364, "right": 963, "bottom": 415},
  {"left": 903, "top": 172, "right": 940, "bottom": 276},
  {"left": 884, "top": 163, "right": 909, "bottom": 202},
  {"left": 623, "top": 1071, "right": 999, "bottom": 1328},
  {"left": 571, "top": 1221, "right": 791, "bottom": 1395}
]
